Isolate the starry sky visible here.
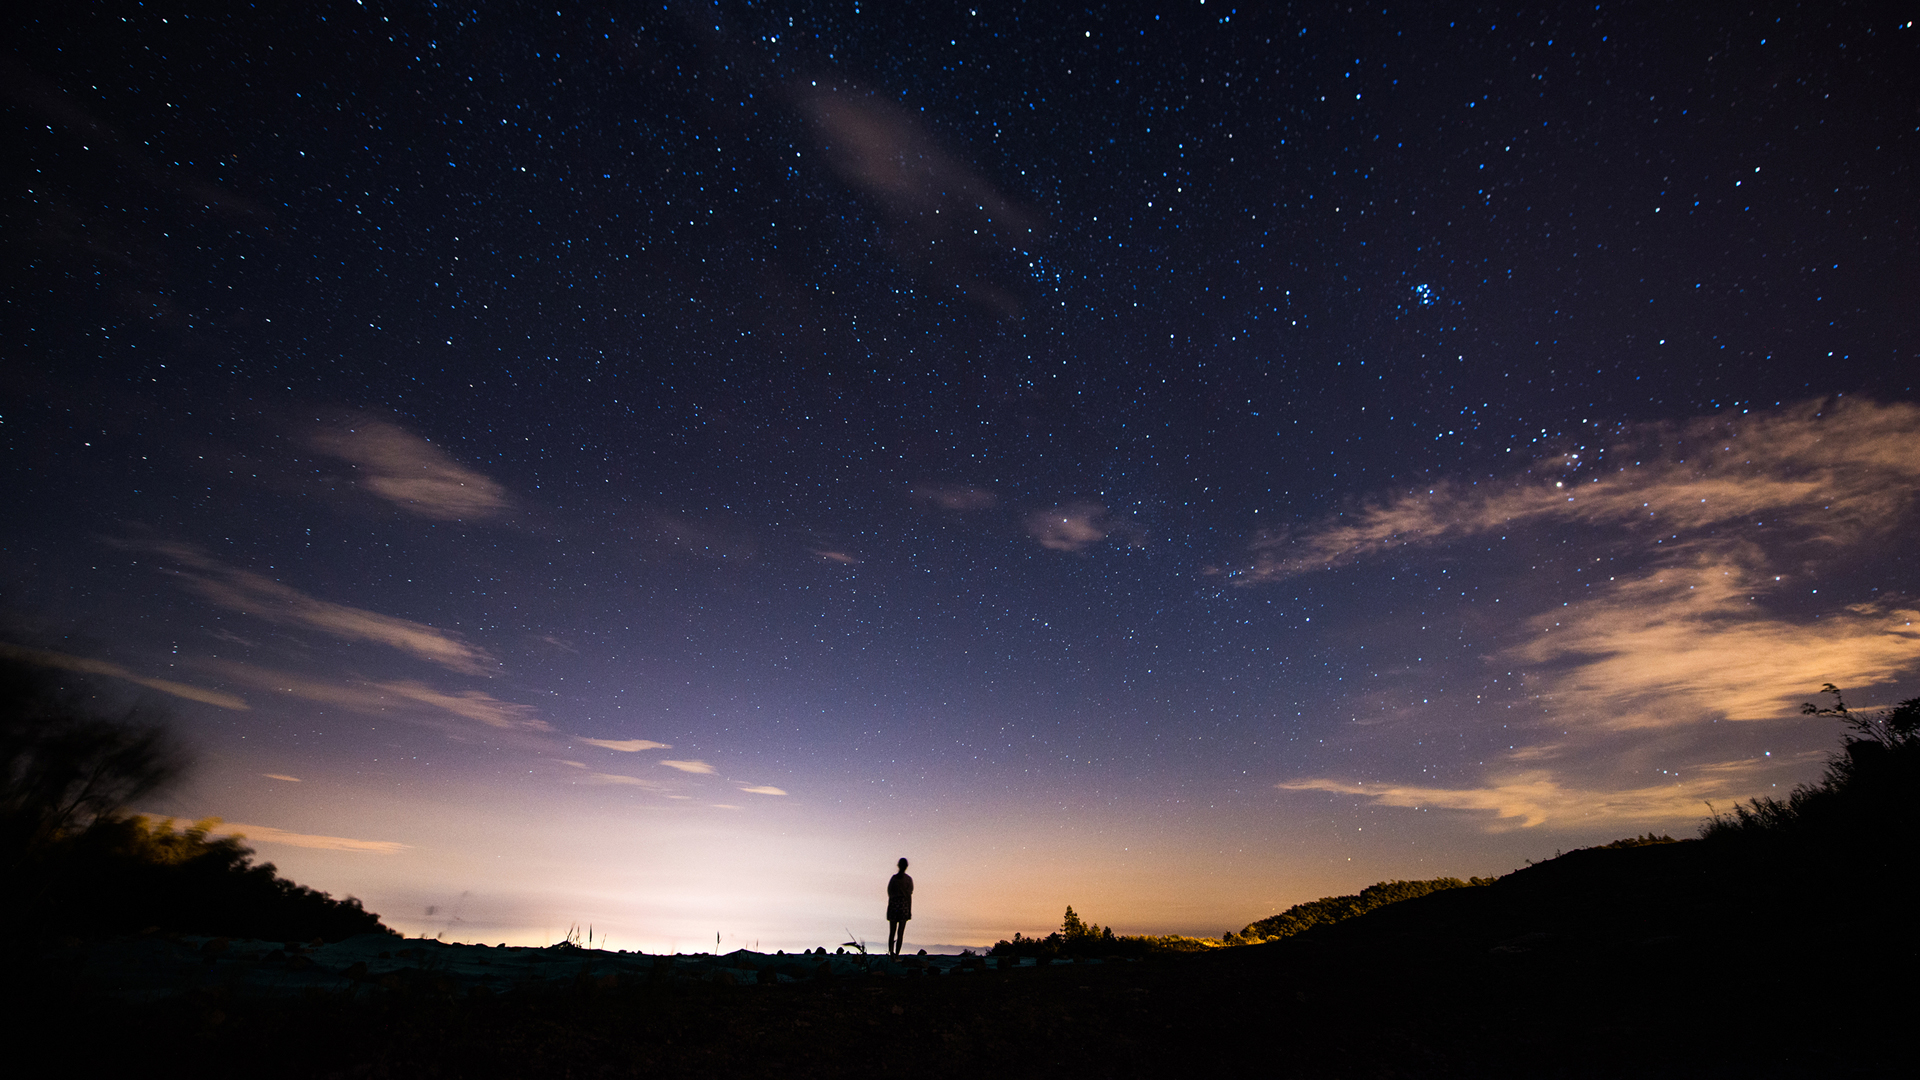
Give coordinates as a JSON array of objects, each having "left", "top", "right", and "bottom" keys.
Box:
[{"left": 4, "top": 2, "right": 1916, "bottom": 950}]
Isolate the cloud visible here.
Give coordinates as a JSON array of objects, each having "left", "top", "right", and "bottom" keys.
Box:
[
  {"left": 1510, "top": 549, "right": 1920, "bottom": 729},
  {"left": 1221, "top": 398, "right": 1920, "bottom": 585},
  {"left": 146, "top": 543, "right": 497, "bottom": 675},
  {"left": 1279, "top": 754, "right": 1794, "bottom": 829},
  {"left": 1218, "top": 398, "right": 1920, "bottom": 728},
  {"left": 908, "top": 484, "right": 998, "bottom": 511},
  {"left": 578, "top": 737, "right": 672, "bottom": 752},
  {"left": 813, "top": 550, "right": 862, "bottom": 565},
  {"left": 0, "top": 643, "right": 250, "bottom": 710},
  {"left": 208, "top": 821, "right": 410, "bottom": 854},
  {"left": 646, "top": 509, "right": 757, "bottom": 561},
  {"left": 1026, "top": 502, "right": 1112, "bottom": 552},
  {"left": 793, "top": 81, "right": 1038, "bottom": 314},
  {"left": 585, "top": 773, "right": 666, "bottom": 789},
  {"left": 262, "top": 774, "right": 302, "bottom": 782},
  {"left": 737, "top": 785, "right": 788, "bottom": 796},
  {"left": 309, "top": 420, "right": 511, "bottom": 520},
  {"left": 1251, "top": 398, "right": 1920, "bottom": 828},
  {"left": 198, "top": 659, "right": 547, "bottom": 732},
  {"left": 660, "top": 759, "right": 716, "bottom": 774},
  {"left": 378, "top": 681, "right": 550, "bottom": 730}
]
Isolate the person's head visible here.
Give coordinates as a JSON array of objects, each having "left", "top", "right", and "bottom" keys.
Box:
[{"left": 897, "top": 857, "right": 909, "bottom": 870}]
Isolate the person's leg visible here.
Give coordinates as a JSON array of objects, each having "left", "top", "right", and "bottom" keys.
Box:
[{"left": 888, "top": 920, "right": 903, "bottom": 956}]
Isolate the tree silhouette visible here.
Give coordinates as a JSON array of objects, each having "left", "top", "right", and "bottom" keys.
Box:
[
  {"left": 0, "top": 655, "right": 187, "bottom": 851},
  {"left": 1061, "top": 905, "right": 1088, "bottom": 938}
]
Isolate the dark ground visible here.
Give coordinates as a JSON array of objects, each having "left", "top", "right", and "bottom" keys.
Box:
[{"left": 7, "top": 839, "right": 1911, "bottom": 1078}]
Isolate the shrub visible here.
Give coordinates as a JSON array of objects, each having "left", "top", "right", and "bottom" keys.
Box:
[{"left": 1701, "top": 685, "right": 1920, "bottom": 845}]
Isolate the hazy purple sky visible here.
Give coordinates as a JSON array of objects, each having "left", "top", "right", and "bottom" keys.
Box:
[{"left": 4, "top": 1, "right": 1915, "bottom": 950}]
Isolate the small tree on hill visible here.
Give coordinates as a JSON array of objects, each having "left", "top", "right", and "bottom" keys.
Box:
[{"left": 1062, "top": 905, "right": 1087, "bottom": 937}]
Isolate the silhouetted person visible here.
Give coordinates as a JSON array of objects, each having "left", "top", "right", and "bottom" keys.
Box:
[{"left": 886, "top": 857, "right": 913, "bottom": 957}]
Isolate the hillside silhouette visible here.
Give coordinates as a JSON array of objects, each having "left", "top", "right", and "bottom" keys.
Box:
[{"left": 3, "top": 685, "right": 1909, "bottom": 1077}]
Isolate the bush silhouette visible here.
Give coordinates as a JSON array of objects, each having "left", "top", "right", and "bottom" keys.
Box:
[{"left": 1702, "top": 684, "right": 1920, "bottom": 846}]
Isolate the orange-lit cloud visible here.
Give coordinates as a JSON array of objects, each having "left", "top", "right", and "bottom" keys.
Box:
[
  {"left": 1257, "top": 398, "right": 1920, "bottom": 831},
  {"left": 1279, "top": 753, "right": 1800, "bottom": 830},
  {"left": 585, "top": 773, "right": 666, "bottom": 790},
  {"left": 1222, "top": 398, "right": 1920, "bottom": 726},
  {"left": 578, "top": 737, "right": 672, "bottom": 752},
  {"left": 207, "top": 821, "right": 410, "bottom": 854},
  {"left": 147, "top": 543, "right": 497, "bottom": 675},
  {"left": 908, "top": 484, "right": 998, "bottom": 511},
  {"left": 198, "top": 659, "right": 547, "bottom": 732},
  {"left": 1026, "top": 502, "right": 1112, "bottom": 552},
  {"left": 660, "top": 759, "right": 716, "bottom": 774},
  {"left": 263, "top": 774, "right": 302, "bottom": 782},
  {"left": 309, "top": 420, "right": 511, "bottom": 521},
  {"left": 0, "top": 643, "right": 250, "bottom": 710},
  {"left": 738, "top": 785, "right": 788, "bottom": 796},
  {"left": 1511, "top": 550, "right": 1920, "bottom": 728},
  {"left": 1222, "top": 398, "right": 1920, "bottom": 584}
]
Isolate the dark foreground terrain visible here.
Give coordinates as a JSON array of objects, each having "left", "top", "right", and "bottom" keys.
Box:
[{"left": 6, "top": 836, "right": 1910, "bottom": 1078}]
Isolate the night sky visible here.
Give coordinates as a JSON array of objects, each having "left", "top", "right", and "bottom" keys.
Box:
[{"left": 4, "top": 2, "right": 1915, "bottom": 951}]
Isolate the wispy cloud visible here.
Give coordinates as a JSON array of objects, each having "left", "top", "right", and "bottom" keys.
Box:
[
  {"left": 794, "top": 82, "right": 1038, "bottom": 314},
  {"left": 262, "top": 774, "right": 302, "bottom": 783},
  {"left": 1510, "top": 549, "right": 1920, "bottom": 728},
  {"left": 1026, "top": 502, "right": 1112, "bottom": 552},
  {"left": 813, "top": 550, "right": 862, "bottom": 565},
  {"left": 737, "top": 785, "right": 788, "bottom": 796},
  {"left": 1221, "top": 398, "right": 1920, "bottom": 726},
  {"left": 208, "top": 821, "right": 410, "bottom": 854},
  {"left": 646, "top": 509, "right": 757, "bottom": 561},
  {"left": 1220, "top": 398, "right": 1920, "bottom": 585},
  {"left": 578, "top": 737, "right": 672, "bottom": 753},
  {"left": 0, "top": 643, "right": 249, "bottom": 710},
  {"left": 146, "top": 543, "right": 497, "bottom": 675},
  {"left": 585, "top": 773, "right": 666, "bottom": 790},
  {"left": 309, "top": 419, "right": 511, "bottom": 521},
  {"left": 1257, "top": 398, "right": 1920, "bottom": 830},
  {"left": 1279, "top": 755, "right": 1796, "bottom": 830},
  {"left": 660, "top": 759, "right": 716, "bottom": 774},
  {"left": 378, "top": 680, "right": 550, "bottom": 730},
  {"left": 909, "top": 484, "right": 998, "bottom": 511},
  {"left": 198, "top": 659, "right": 547, "bottom": 732}
]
